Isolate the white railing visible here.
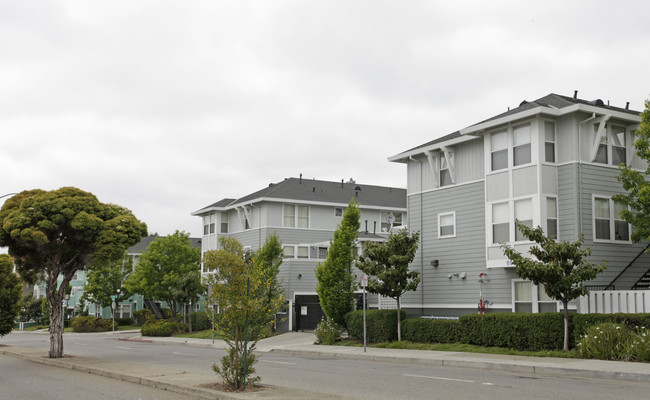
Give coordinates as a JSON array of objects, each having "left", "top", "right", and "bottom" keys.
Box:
[{"left": 579, "top": 290, "right": 650, "bottom": 314}]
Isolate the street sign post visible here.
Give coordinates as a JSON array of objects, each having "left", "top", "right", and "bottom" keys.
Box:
[{"left": 360, "top": 274, "right": 367, "bottom": 352}]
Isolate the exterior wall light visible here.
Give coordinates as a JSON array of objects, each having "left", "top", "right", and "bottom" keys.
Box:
[{"left": 431, "top": 260, "right": 439, "bottom": 267}]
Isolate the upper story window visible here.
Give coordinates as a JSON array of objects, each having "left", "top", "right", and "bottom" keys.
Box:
[
  {"left": 546, "top": 197, "right": 558, "bottom": 238},
  {"left": 593, "top": 123, "right": 627, "bottom": 166},
  {"left": 283, "top": 205, "right": 309, "bottom": 228},
  {"left": 492, "top": 202, "right": 509, "bottom": 243},
  {"left": 594, "top": 196, "right": 629, "bottom": 242},
  {"left": 203, "top": 223, "right": 215, "bottom": 234},
  {"left": 491, "top": 198, "right": 534, "bottom": 244},
  {"left": 438, "top": 212, "right": 456, "bottom": 238},
  {"left": 381, "top": 212, "right": 403, "bottom": 232},
  {"left": 283, "top": 245, "right": 309, "bottom": 259},
  {"left": 491, "top": 130, "right": 508, "bottom": 171},
  {"left": 544, "top": 121, "right": 556, "bottom": 163},
  {"left": 335, "top": 208, "right": 343, "bottom": 217},
  {"left": 514, "top": 199, "right": 532, "bottom": 241},
  {"left": 220, "top": 212, "right": 228, "bottom": 233},
  {"left": 318, "top": 247, "right": 328, "bottom": 259},
  {"left": 513, "top": 124, "right": 531, "bottom": 166},
  {"left": 440, "top": 154, "right": 453, "bottom": 186}
]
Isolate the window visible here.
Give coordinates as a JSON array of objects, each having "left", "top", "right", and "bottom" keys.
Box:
[
  {"left": 544, "top": 121, "right": 555, "bottom": 163},
  {"left": 438, "top": 212, "right": 455, "bottom": 238},
  {"left": 594, "top": 196, "right": 629, "bottom": 241},
  {"left": 546, "top": 197, "right": 558, "bottom": 238},
  {"left": 209, "top": 223, "right": 215, "bottom": 234},
  {"left": 514, "top": 281, "right": 557, "bottom": 313},
  {"left": 440, "top": 153, "right": 453, "bottom": 186},
  {"left": 612, "top": 126, "right": 626, "bottom": 165},
  {"left": 335, "top": 208, "right": 343, "bottom": 217},
  {"left": 381, "top": 212, "right": 403, "bottom": 232},
  {"left": 318, "top": 247, "right": 328, "bottom": 259},
  {"left": 193, "top": 303, "right": 200, "bottom": 312},
  {"left": 514, "top": 199, "right": 532, "bottom": 241},
  {"left": 220, "top": 212, "right": 228, "bottom": 233},
  {"left": 203, "top": 224, "right": 209, "bottom": 235},
  {"left": 513, "top": 124, "right": 531, "bottom": 166},
  {"left": 297, "top": 246, "right": 309, "bottom": 259},
  {"left": 491, "top": 130, "right": 508, "bottom": 171},
  {"left": 492, "top": 202, "right": 509, "bottom": 243},
  {"left": 94, "top": 305, "right": 102, "bottom": 318},
  {"left": 283, "top": 246, "right": 294, "bottom": 259},
  {"left": 118, "top": 304, "right": 132, "bottom": 319},
  {"left": 284, "top": 205, "right": 309, "bottom": 228}
]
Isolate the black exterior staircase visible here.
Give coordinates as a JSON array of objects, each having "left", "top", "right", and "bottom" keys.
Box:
[
  {"left": 143, "top": 298, "right": 167, "bottom": 320},
  {"left": 603, "top": 243, "right": 650, "bottom": 291},
  {"left": 632, "top": 268, "right": 650, "bottom": 290}
]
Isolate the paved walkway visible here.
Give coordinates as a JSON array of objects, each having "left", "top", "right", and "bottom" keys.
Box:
[{"left": 2, "top": 330, "right": 649, "bottom": 399}]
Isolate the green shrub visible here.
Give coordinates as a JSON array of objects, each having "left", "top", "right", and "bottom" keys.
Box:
[
  {"left": 71, "top": 316, "right": 114, "bottom": 332},
  {"left": 402, "top": 318, "right": 462, "bottom": 344},
  {"left": 133, "top": 309, "right": 155, "bottom": 326},
  {"left": 315, "top": 318, "right": 343, "bottom": 345},
  {"left": 460, "top": 313, "right": 565, "bottom": 351},
  {"left": 577, "top": 323, "right": 636, "bottom": 361},
  {"left": 345, "top": 309, "right": 406, "bottom": 343},
  {"left": 570, "top": 313, "right": 650, "bottom": 346},
  {"left": 190, "top": 311, "right": 212, "bottom": 331},
  {"left": 630, "top": 326, "right": 650, "bottom": 362},
  {"left": 116, "top": 317, "right": 134, "bottom": 326},
  {"left": 141, "top": 320, "right": 186, "bottom": 337}
]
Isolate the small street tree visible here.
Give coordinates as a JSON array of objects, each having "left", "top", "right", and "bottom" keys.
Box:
[
  {"left": 0, "top": 254, "right": 22, "bottom": 337},
  {"left": 358, "top": 229, "right": 420, "bottom": 341},
  {"left": 614, "top": 98, "right": 650, "bottom": 241},
  {"left": 18, "top": 294, "right": 43, "bottom": 323},
  {"left": 502, "top": 222, "right": 606, "bottom": 351},
  {"left": 251, "top": 232, "right": 285, "bottom": 334},
  {"left": 81, "top": 252, "right": 134, "bottom": 310},
  {"left": 204, "top": 236, "right": 284, "bottom": 391},
  {"left": 0, "top": 188, "right": 147, "bottom": 358},
  {"left": 315, "top": 199, "right": 360, "bottom": 328},
  {"left": 125, "top": 231, "right": 202, "bottom": 317}
]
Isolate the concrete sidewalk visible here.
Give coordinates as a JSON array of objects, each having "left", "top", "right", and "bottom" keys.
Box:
[{"left": 2, "top": 330, "right": 649, "bottom": 399}]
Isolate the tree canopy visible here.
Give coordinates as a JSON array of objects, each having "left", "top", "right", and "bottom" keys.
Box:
[
  {"left": 124, "top": 231, "right": 202, "bottom": 317},
  {"left": 615, "top": 98, "right": 650, "bottom": 241},
  {"left": 0, "top": 254, "right": 22, "bottom": 337},
  {"left": 0, "top": 187, "right": 147, "bottom": 357},
  {"left": 358, "top": 229, "right": 420, "bottom": 341},
  {"left": 315, "top": 199, "right": 360, "bottom": 327},
  {"left": 81, "top": 252, "right": 134, "bottom": 309},
  {"left": 502, "top": 222, "right": 606, "bottom": 351}
]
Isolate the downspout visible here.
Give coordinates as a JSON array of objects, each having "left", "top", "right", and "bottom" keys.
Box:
[
  {"left": 578, "top": 113, "right": 597, "bottom": 237},
  {"left": 410, "top": 155, "right": 425, "bottom": 315}
]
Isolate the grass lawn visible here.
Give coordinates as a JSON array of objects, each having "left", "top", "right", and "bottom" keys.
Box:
[
  {"left": 174, "top": 329, "right": 224, "bottom": 340},
  {"left": 336, "top": 339, "right": 579, "bottom": 359}
]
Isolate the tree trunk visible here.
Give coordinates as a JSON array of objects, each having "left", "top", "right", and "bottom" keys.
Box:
[
  {"left": 46, "top": 271, "right": 64, "bottom": 359},
  {"left": 396, "top": 297, "right": 402, "bottom": 342},
  {"left": 563, "top": 300, "right": 570, "bottom": 352}
]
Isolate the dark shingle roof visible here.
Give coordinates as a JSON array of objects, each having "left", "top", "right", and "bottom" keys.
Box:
[
  {"left": 127, "top": 235, "right": 202, "bottom": 255},
  {"left": 195, "top": 178, "right": 406, "bottom": 213}
]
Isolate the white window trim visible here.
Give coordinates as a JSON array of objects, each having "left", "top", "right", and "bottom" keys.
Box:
[
  {"left": 438, "top": 211, "right": 456, "bottom": 238},
  {"left": 511, "top": 280, "right": 560, "bottom": 313},
  {"left": 283, "top": 204, "right": 310, "bottom": 229},
  {"left": 544, "top": 195, "right": 558, "bottom": 239},
  {"left": 488, "top": 197, "right": 538, "bottom": 245},
  {"left": 592, "top": 195, "right": 631, "bottom": 243},
  {"left": 282, "top": 244, "right": 310, "bottom": 259},
  {"left": 486, "top": 121, "right": 537, "bottom": 174}
]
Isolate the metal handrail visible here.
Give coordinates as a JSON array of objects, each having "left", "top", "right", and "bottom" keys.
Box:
[{"left": 604, "top": 242, "right": 650, "bottom": 290}]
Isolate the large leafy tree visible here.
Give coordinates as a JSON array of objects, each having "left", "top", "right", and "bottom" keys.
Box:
[
  {"left": 502, "top": 222, "right": 606, "bottom": 351},
  {"left": 124, "top": 231, "right": 201, "bottom": 317},
  {"left": 358, "top": 229, "right": 420, "bottom": 341},
  {"left": 204, "top": 236, "right": 284, "bottom": 390},
  {"left": 81, "top": 252, "right": 134, "bottom": 309},
  {"left": 315, "top": 199, "right": 360, "bottom": 327},
  {"left": 0, "top": 188, "right": 147, "bottom": 357},
  {"left": 0, "top": 254, "right": 22, "bottom": 337},
  {"left": 614, "top": 98, "right": 650, "bottom": 241}
]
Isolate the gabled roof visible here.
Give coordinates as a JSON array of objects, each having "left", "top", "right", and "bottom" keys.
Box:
[
  {"left": 192, "top": 177, "right": 406, "bottom": 215},
  {"left": 389, "top": 92, "right": 642, "bottom": 162},
  {"left": 127, "top": 234, "right": 202, "bottom": 255}
]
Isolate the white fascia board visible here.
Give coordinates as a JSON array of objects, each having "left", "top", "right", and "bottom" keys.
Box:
[
  {"left": 388, "top": 134, "right": 478, "bottom": 162},
  {"left": 191, "top": 207, "right": 227, "bottom": 216},
  {"left": 228, "top": 197, "right": 407, "bottom": 212}
]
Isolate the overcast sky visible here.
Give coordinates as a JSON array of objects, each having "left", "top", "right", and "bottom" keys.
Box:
[{"left": 2, "top": 0, "right": 649, "bottom": 240}]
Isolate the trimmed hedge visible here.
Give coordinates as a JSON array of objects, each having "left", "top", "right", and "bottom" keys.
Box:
[
  {"left": 190, "top": 312, "right": 212, "bottom": 331},
  {"left": 345, "top": 309, "right": 406, "bottom": 343},
  {"left": 71, "top": 316, "right": 115, "bottom": 332},
  {"left": 141, "top": 320, "right": 186, "bottom": 337},
  {"left": 402, "top": 318, "right": 462, "bottom": 344},
  {"left": 398, "top": 313, "right": 650, "bottom": 351},
  {"left": 116, "top": 317, "right": 134, "bottom": 326}
]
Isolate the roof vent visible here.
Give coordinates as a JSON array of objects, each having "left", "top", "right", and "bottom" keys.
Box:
[
  {"left": 591, "top": 99, "right": 604, "bottom": 106},
  {"left": 519, "top": 100, "right": 528, "bottom": 106},
  {"left": 574, "top": 90, "right": 578, "bottom": 99},
  {"left": 626, "top": 102, "right": 630, "bottom": 110}
]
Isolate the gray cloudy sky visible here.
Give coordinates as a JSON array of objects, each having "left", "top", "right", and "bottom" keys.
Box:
[{"left": 2, "top": 0, "right": 649, "bottom": 239}]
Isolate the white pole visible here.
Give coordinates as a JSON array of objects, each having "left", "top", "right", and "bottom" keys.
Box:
[{"left": 363, "top": 286, "right": 367, "bottom": 352}]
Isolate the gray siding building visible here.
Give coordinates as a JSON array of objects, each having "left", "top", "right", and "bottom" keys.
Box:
[
  {"left": 390, "top": 92, "right": 647, "bottom": 317},
  {"left": 192, "top": 177, "right": 407, "bottom": 329}
]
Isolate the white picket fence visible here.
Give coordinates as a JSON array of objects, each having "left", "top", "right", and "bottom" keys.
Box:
[{"left": 579, "top": 290, "right": 650, "bottom": 314}]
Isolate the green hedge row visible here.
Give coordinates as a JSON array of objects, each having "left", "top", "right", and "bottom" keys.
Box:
[
  {"left": 71, "top": 316, "right": 115, "bottom": 332},
  {"left": 141, "top": 320, "right": 186, "bottom": 337},
  {"left": 400, "top": 313, "right": 650, "bottom": 351},
  {"left": 190, "top": 312, "right": 212, "bottom": 331},
  {"left": 345, "top": 310, "right": 406, "bottom": 343}
]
